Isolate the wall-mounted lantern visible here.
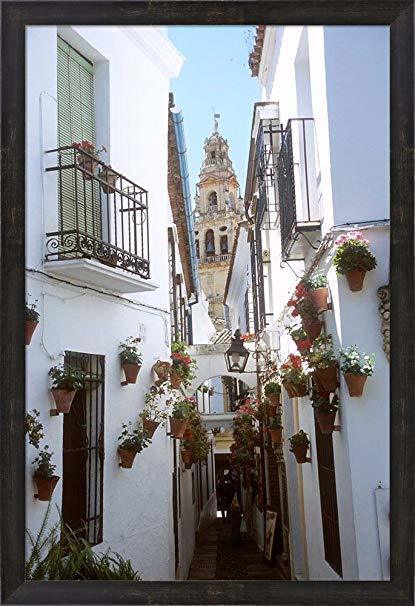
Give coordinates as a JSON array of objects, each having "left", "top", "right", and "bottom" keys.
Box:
[{"left": 224, "top": 329, "right": 250, "bottom": 373}]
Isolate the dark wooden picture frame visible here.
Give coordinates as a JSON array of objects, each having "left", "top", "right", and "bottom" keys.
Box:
[{"left": 1, "top": 1, "right": 413, "bottom": 604}]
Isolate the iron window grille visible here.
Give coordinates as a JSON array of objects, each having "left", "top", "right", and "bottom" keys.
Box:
[
  {"left": 277, "top": 118, "right": 322, "bottom": 261},
  {"left": 255, "top": 118, "right": 282, "bottom": 231},
  {"left": 249, "top": 227, "right": 267, "bottom": 335},
  {"left": 62, "top": 351, "right": 105, "bottom": 546},
  {"left": 168, "top": 228, "right": 189, "bottom": 344},
  {"left": 45, "top": 146, "right": 150, "bottom": 278}
]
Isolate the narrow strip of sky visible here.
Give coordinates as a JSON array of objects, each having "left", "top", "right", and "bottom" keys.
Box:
[{"left": 169, "top": 26, "right": 260, "bottom": 203}]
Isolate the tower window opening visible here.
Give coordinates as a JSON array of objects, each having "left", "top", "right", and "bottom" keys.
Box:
[
  {"left": 207, "top": 191, "right": 218, "bottom": 212},
  {"left": 205, "top": 229, "right": 215, "bottom": 256},
  {"left": 220, "top": 235, "right": 229, "bottom": 254}
]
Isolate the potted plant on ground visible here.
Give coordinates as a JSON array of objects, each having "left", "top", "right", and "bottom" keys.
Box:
[
  {"left": 168, "top": 396, "right": 195, "bottom": 439},
  {"left": 279, "top": 354, "right": 309, "bottom": 398},
  {"left": 170, "top": 341, "right": 197, "bottom": 389},
  {"left": 140, "top": 385, "right": 168, "bottom": 438},
  {"left": 264, "top": 382, "right": 281, "bottom": 415},
  {"left": 25, "top": 409, "right": 44, "bottom": 448},
  {"left": 119, "top": 336, "right": 142, "bottom": 384},
  {"left": 333, "top": 231, "right": 377, "bottom": 291},
  {"left": 339, "top": 345, "right": 375, "bottom": 397},
  {"left": 25, "top": 297, "right": 40, "bottom": 345},
  {"left": 117, "top": 421, "right": 150, "bottom": 469},
  {"left": 49, "top": 364, "right": 85, "bottom": 413},
  {"left": 268, "top": 414, "right": 283, "bottom": 446},
  {"left": 180, "top": 437, "right": 193, "bottom": 469},
  {"left": 311, "top": 390, "right": 340, "bottom": 434},
  {"left": 152, "top": 360, "right": 172, "bottom": 385},
  {"left": 72, "top": 140, "right": 106, "bottom": 180},
  {"left": 33, "top": 446, "right": 60, "bottom": 501},
  {"left": 306, "top": 334, "right": 339, "bottom": 393},
  {"left": 287, "top": 325, "right": 312, "bottom": 354},
  {"left": 303, "top": 272, "right": 329, "bottom": 313},
  {"left": 98, "top": 165, "right": 119, "bottom": 194},
  {"left": 289, "top": 430, "right": 310, "bottom": 464}
]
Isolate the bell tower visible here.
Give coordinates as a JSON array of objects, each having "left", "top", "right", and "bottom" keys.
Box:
[{"left": 195, "top": 115, "right": 244, "bottom": 331}]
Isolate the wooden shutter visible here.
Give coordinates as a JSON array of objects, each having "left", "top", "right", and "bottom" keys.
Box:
[{"left": 57, "top": 37, "right": 101, "bottom": 240}]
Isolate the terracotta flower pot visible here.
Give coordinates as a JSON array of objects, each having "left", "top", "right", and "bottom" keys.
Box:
[
  {"left": 267, "top": 403, "right": 278, "bottom": 417},
  {"left": 152, "top": 361, "right": 171, "bottom": 385},
  {"left": 77, "top": 155, "right": 98, "bottom": 180},
  {"left": 51, "top": 388, "right": 77, "bottom": 413},
  {"left": 316, "top": 410, "right": 337, "bottom": 434},
  {"left": 344, "top": 373, "right": 368, "bottom": 397},
  {"left": 170, "top": 417, "right": 187, "bottom": 439},
  {"left": 292, "top": 444, "right": 308, "bottom": 464},
  {"left": 307, "top": 287, "right": 329, "bottom": 313},
  {"left": 118, "top": 447, "right": 137, "bottom": 469},
  {"left": 312, "top": 373, "right": 326, "bottom": 393},
  {"left": 25, "top": 319, "right": 38, "bottom": 345},
  {"left": 314, "top": 364, "right": 338, "bottom": 392},
  {"left": 268, "top": 427, "right": 282, "bottom": 445},
  {"left": 303, "top": 319, "right": 323, "bottom": 341},
  {"left": 267, "top": 393, "right": 280, "bottom": 407},
  {"left": 294, "top": 382, "right": 308, "bottom": 397},
  {"left": 283, "top": 381, "right": 298, "bottom": 398},
  {"left": 99, "top": 169, "right": 119, "bottom": 194},
  {"left": 142, "top": 418, "right": 160, "bottom": 439},
  {"left": 181, "top": 449, "right": 193, "bottom": 469},
  {"left": 170, "top": 371, "right": 182, "bottom": 389},
  {"left": 345, "top": 268, "right": 366, "bottom": 292},
  {"left": 122, "top": 363, "right": 141, "bottom": 384},
  {"left": 99, "top": 253, "right": 118, "bottom": 268},
  {"left": 295, "top": 338, "right": 311, "bottom": 353},
  {"left": 34, "top": 475, "right": 60, "bottom": 501}
]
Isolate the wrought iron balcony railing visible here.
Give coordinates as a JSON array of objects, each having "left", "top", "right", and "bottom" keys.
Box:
[
  {"left": 199, "top": 253, "right": 231, "bottom": 265},
  {"left": 44, "top": 146, "right": 150, "bottom": 279},
  {"left": 254, "top": 118, "right": 282, "bottom": 230},
  {"left": 277, "top": 118, "right": 322, "bottom": 261}
]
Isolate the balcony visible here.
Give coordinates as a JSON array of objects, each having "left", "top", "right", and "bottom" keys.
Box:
[
  {"left": 199, "top": 253, "right": 231, "bottom": 265},
  {"left": 254, "top": 118, "right": 282, "bottom": 230},
  {"left": 277, "top": 118, "right": 322, "bottom": 261},
  {"left": 44, "top": 146, "right": 158, "bottom": 294}
]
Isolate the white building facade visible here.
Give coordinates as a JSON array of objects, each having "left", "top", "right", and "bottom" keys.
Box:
[
  {"left": 225, "top": 25, "right": 390, "bottom": 581},
  {"left": 26, "top": 25, "right": 215, "bottom": 581}
]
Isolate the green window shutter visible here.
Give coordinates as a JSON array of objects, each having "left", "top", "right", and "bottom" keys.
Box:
[{"left": 57, "top": 37, "right": 101, "bottom": 241}]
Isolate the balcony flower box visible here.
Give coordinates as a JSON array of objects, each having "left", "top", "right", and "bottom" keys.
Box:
[
  {"left": 33, "top": 446, "right": 59, "bottom": 501},
  {"left": 117, "top": 421, "right": 150, "bottom": 469},
  {"left": 333, "top": 231, "right": 377, "bottom": 292},
  {"left": 340, "top": 345, "right": 375, "bottom": 397},
  {"left": 119, "top": 336, "right": 143, "bottom": 384},
  {"left": 49, "top": 364, "right": 84, "bottom": 413},
  {"left": 25, "top": 298, "right": 40, "bottom": 346}
]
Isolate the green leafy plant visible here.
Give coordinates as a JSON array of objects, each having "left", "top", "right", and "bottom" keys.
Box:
[
  {"left": 306, "top": 334, "right": 337, "bottom": 369},
  {"left": 141, "top": 385, "right": 168, "bottom": 423},
  {"left": 26, "top": 296, "right": 40, "bottom": 322},
  {"left": 33, "top": 446, "right": 56, "bottom": 480},
  {"left": 279, "top": 354, "right": 309, "bottom": 385},
  {"left": 49, "top": 364, "right": 85, "bottom": 390},
  {"left": 170, "top": 342, "right": 197, "bottom": 386},
  {"left": 25, "top": 410, "right": 44, "bottom": 448},
  {"left": 118, "top": 422, "right": 150, "bottom": 452},
  {"left": 303, "top": 272, "right": 328, "bottom": 291},
  {"left": 310, "top": 390, "right": 339, "bottom": 414},
  {"left": 287, "top": 325, "right": 308, "bottom": 340},
  {"left": 170, "top": 396, "right": 195, "bottom": 419},
  {"left": 333, "top": 231, "right": 377, "bottom": 275},
  {"left": 119, "top": 337, "right": 143, "bottom": 365},
  {"left": 339, "top": 345, "right": 375, "bottom": 376},
  {"left": 297, "top": 298, "right": 319, "bottom": 322},
  {"left": 288, "top": 430, "right": 310, "bottom": 452},
  {"left": 268, "top": 415, "right": 282, "bottom": 429},
  {"left": 264, "top": 382, "right": 281, "bottom": 396},
  {"left": 171, "top": 341, "right": 188, "bottom": 354}
]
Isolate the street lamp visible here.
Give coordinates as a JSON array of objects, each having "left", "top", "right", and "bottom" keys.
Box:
[{"left": 224, "top": 329, "right": 250, "bottom": 373}]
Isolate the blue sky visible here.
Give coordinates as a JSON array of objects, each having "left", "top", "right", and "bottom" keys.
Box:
[{"left": 169, "top": 26, "right": 260, "bottom": 199}]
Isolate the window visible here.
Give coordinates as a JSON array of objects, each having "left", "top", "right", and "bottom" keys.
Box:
[
  {"left": 207, "top": 191, "right": 218, "bottom": 211},
  {"left": 220, "top": 235, "right": 228, "bottom": 254},
  {"left": 314, "top": 415, "right": 343, "bottom": 576},
  {"left": 62, "top": 352, "right": 104, "bottom": 545},
  {"left": 195, "top": 239, "right": 200, "bottom": 259},
  {"left": 205, "top": 229, "right": 215, "bottom": 256},
  {"left": 168, "top": 228, "right": 189, "bottom": 343}
]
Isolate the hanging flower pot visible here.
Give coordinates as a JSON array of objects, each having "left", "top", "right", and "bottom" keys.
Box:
[
  {"left": 77, "top": 155, "right": 99, "bottom": 180},
  {"left": 344, "top": 373, "right": 368, "bottom": 397},
  {"left": 99, "top": 251, "right": 118, "bottom": 268},
  {"left": 303, "top": 319, "right": 323, "bottom": 341},
  {"left": 267, "top": 393, "right": 280, "bottom": 407},
  {"left": 170, "top": 371, "right": 182, "bottom": 389},
  {"left": 34, "top": 475, "right": 60, "bottom": 501},
  {"left": 25, "top": 320, "right": 39, "bottom": 345},
  {"left": 142, "top": 418, "right": 160, "bottom": 439},
  {"left": 314, "top": 363, "right": 338, "bottom": 392},
  {"left": 118, "top": 447, "right": 137, "bottom": 469},
  {"left": 267, "top": 403, "right": 278, "bottom": 417},
  {"left": 170, "top": 417, "right": 187, "bottom": 439},
  {"left": 122, "top": 363, "right": 141, "bottom": 384},
  {"left": 268, "top": 427, "right": 283, "bottom": 446},
  {"left": 307, "top": 287, "right": 329, "bottom": 313},
  {"left": 345, "top": 269, "right": 366, "bottom": 292},
  {"left": 152, "top": 361, "right": 171, "bottom": 385},
  {"left": 181, "top": 448, "right": 193, "bottom": 469},
  {"left": 294, "top": 382, "right": 308, "bottom": 397},
  {"left": 292, "top": 444, "right": 309, "bottom": 464},
  {"left": 295, "top": 338, "right": 312, "bottom": 353},
  {"left": 283, "top": 381, "right": 298, "bottom": 398},
  {"left": 51, "top": 389, "right": 77, "bottom": 413},
  {"left": 315, "top": 410, "right": 337, "bottom": 434},
  {"left": 99, "top": 167, "right": 119, "bottom": 194}
]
